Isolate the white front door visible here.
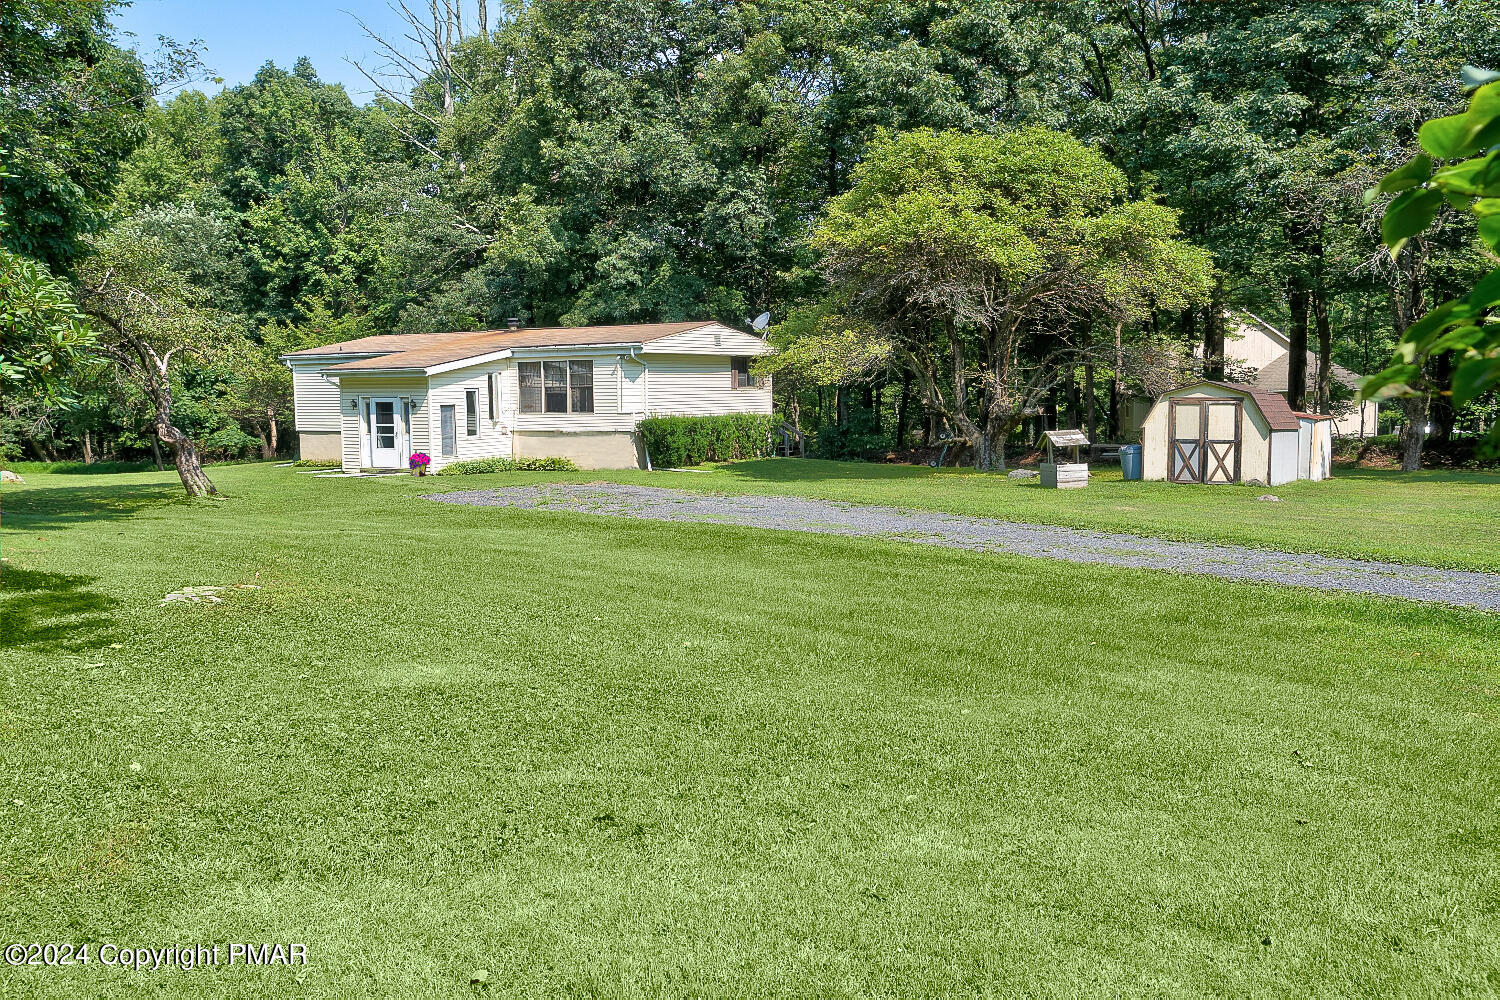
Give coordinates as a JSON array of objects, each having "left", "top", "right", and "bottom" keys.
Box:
[{"left": 368, "top": 397, "right": 404, "bottom": 468}]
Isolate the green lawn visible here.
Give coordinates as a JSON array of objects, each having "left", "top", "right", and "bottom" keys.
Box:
[{"left": 2, "top": 463, "right": 1498, "bottom": 998}]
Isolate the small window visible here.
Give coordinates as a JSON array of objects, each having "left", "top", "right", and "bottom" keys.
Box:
[
  {"left": 518, "top": 362, "right": 542, "bottom": 413},
  {"left": 487, "top": 373, "right": 499, "bottom": 420},
  {"left": 465, "top": 389, "right": 479, "bottom": 436},
  {"left": 543, "top": 360, "right": 569, "bottom": 413},
  {"left": 731, "top": 357, "right": 751, "bottom": 388},
  {"left": 440, "top": 405, "right": 457, "bottom": 457},
  {"left": 569, "top": 360, "right": 594, "bottom": 413}
]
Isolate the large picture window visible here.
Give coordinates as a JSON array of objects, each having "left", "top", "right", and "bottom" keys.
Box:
[{"left": 518, "top": 359, "right": 594, "bottom": 414}]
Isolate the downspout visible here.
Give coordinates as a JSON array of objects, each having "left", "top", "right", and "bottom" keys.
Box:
[{"left": 626, "top": 345, "right": 651, "bottom": 471}]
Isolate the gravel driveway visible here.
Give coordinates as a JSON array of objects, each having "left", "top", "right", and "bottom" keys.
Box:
[{"left": 425, "top": 483, "right": 1500, "bottom": 612}]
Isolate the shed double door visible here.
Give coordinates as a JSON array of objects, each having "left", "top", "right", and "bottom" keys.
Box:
[{"left": 1168, "top": 398, "right": 1242, "bottom": 484}]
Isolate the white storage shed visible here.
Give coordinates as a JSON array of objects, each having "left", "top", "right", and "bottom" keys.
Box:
[{"left": 1140, "top": 381, "right": 1304, "bottom": 486}]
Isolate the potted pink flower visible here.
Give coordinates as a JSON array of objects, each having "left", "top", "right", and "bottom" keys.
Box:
[{"left": 409, "top": 452, "right": 431, "bottom": 476}]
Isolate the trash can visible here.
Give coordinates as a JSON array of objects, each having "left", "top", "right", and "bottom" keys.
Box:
[{"left": 1119, "top": 444, "right": 1142, "bottom": 481}]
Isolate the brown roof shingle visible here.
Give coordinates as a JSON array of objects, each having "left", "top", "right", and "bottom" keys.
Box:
[
  {"left": 282, "top": 321, "right": 719, "bottom": 372},
  {"left": 1252, "top": 351, "right": 1363, "bottom": 394}
]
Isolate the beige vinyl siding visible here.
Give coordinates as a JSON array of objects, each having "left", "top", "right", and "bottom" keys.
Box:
[
  {"left": 646, "top": 324, "right": 773, "bottom": 356},
  {"left": 1224, "top": 317, "right": 1290, "bottom": 371},
  {"left": 336, "top": 376, "right": 427, "bottom": 472},
  {"left": 644, "top": 354, "right": 773, "bottom": 416},
  {"left": 425, "top": 368, "right": 513, "bottom": 470},
  {"left": 289, "top": 362, "right": 342, "bottom": 431}
]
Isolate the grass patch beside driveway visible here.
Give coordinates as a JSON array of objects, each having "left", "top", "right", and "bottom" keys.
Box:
[{"left": 1, "top": 463, "right": 1497, "bottom": 997}]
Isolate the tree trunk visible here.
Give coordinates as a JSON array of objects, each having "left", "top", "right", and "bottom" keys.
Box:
[
  {"left": 268, "top": 409, "right": 279, "bottom": 455},
  {"left": 1203, "top": 284, "right": 1226, "bottom": 380},
  {"left": 1286, "top": 285, "right": 1310, "bottom": 411},
  {"left": 1313, "top": 289, "right": 1332, "bottom": 415},
  {"left": 1064, "top": 365, "right": 1081, "bottom": 430},
  {"left": 82, "top": 430, "right": 94, "bottom": 464},
  {"left": 895, "top": 369, "right": 911, "bottom": 448},
  {"left": 1427, "top": 353, "right": 1456, "bottom": 442},
  {"left": 257, "top": 429, "right": 274, "bottom": 460},
  {"left": 1084, "top": 358, "right": 1097, "bottom": 442},
  {"left": 1110, "top": 321, "right": 1123, "bottom": 437},
  {"left": 159, "top": 421, "right": 217, "bottom": 496},
  {"left": 1399, "top": 395, "right": 1428, "bottom": 472},
  {"left": 477, "top": 0, "right": 488, "bottom": 34},
  {"left": 147, "top": 378, "right": 215, "bottom": 495},
  {"left": 948, "top": 319, "right": 966, "bottom": 421},
  {"left": 149, "top": 433, "right": 164, "bottom": 471},
  {"left": 975, "top": 424, "right": 1008, "bottom": 473}
]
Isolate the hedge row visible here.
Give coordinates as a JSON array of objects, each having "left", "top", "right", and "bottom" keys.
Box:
[
  {"left": 638, "top": 413, "right": 779, "bottom": 467},
  {"left": 438, "top": 456, "right": 578, "bottom": 475}
]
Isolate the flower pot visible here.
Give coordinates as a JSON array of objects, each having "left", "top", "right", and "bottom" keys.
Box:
[{"left": 412, "top": 467, "right": 428, "bottom": 477}]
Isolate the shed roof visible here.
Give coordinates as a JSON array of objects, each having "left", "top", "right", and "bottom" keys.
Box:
[
  {"left": 282, "top": 321, "right": 720, "bottom": 372},
  {"left": 1043, "top": 429, "right": 1089, "bottom": 447},
  {"left": 1166, "top": 380, "right": 1301, "bottom": 432}
]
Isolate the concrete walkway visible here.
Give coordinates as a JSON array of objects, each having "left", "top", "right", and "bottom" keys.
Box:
[{"left": 425, "top": 484, "right": 1500, "bottom": 612}]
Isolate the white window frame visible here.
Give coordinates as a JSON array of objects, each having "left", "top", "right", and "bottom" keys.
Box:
[{"left": 518, "top": 358, "right": 594, "bottom": 414}]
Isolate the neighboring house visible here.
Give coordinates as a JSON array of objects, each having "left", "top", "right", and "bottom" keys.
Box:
[
  {"left": 280, "top": 321, "right": 774, "bottom": 472},
  {"left": 1222, "top": 312, "right": 1380, "bottom": 438},
  {"left": 1141, "top": 380, "right": 1333, "bottom": 486}
]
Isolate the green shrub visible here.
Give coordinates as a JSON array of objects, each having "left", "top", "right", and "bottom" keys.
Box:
[
  {"left": 291, "top": 459, "right": 341, "bottom": 469},
  {"left": 438, "top": 456, "right": 578, "bottom": 475},
  {"left": 638, "top": 413, "right": 779, "bottom": 467}
]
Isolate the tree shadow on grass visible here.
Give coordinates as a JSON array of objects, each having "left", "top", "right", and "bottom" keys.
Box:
[
  {"left": 0, "top": 566, "right": 118, "bottom": 652},
  {"left": 1, "top": 482, "right": 186, "bottom": 532}
]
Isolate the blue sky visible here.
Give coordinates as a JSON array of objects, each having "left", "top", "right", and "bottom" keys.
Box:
[{"left": 114, "top": 0, "right": 443, "bottom": 101}]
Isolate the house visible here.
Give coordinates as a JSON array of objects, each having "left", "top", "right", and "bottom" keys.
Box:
[
  {"left": 1220, "top": 312, "right": 1380, "bottom": 438},
  {"left": 280, "top": 321, "right": 774, "bottom": 472},
  {"left": 1141, "top": 380, "right": 1331, "bottom": 486}
]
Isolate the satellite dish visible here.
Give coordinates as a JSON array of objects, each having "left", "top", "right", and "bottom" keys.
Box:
[{"left": 751, "top": 311, "right": 771, "bottom": 331}]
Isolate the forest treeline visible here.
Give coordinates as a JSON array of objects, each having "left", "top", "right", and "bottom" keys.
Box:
[{"left": 3, "top": 0, "right": 1498, "bottom": 472}]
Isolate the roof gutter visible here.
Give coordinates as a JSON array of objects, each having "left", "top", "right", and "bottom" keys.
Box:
[
  {"left": 279, "top": 352, "right": 385, "bottom": 363},
  {"left": 319, "top": 366, "right": 428, "bottom": 376}
]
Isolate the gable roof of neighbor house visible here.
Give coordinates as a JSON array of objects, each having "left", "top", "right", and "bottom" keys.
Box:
[
  {"left": 1251, "top": 351, "right": 1363, "bottom": 395},
  {"left": 280, "top": 321, "right": 753, "bottom": 374},
  {"left": 1166, "top": 380, "right": 1301, "bottom": 432}
]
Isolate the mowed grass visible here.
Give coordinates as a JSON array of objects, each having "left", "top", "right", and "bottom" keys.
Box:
[
  {"left": 475, "top": 459, "right": 1500, "bottom": 572},
  {"left": 1, "top": 463, "right": 1498, "bottom": 999}
]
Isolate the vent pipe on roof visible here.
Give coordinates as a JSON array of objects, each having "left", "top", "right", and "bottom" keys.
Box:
[{"left": 506, "top": 317, "right": 520, "bottom": 330}]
